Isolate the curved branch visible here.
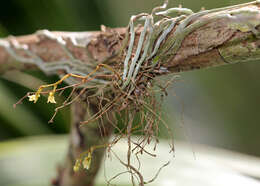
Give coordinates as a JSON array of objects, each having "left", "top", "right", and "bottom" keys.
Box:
[{"left": 0, "top": 2, "right": 259, "bottom": 78}]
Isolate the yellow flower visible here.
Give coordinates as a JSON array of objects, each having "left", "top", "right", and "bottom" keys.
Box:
[
  {"left": 28, "top": 94, "right": 40, "bottom": 103},
  {"left": 82, "top": 152, "right": 92, "bottom": 170},
  {"left": 47, "top": 91, "right": 56, "bottom": 103},
  {"left": 73, "top": 159, "right": 81, "bottom": 172}
]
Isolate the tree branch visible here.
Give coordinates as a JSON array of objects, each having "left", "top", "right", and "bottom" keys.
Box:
[
  {"left": 1, "top": 1, "right": 260, "bottom": 186},
  {"left": 0, "top": 2, "right": 259, "bottom": 77}
]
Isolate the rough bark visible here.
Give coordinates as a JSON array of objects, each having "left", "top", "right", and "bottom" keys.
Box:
[
  {"left": 52, "top": 97, "right": 114, "bottom": 186},
  {"left": 0, "top": 7, "right": 260, "bottom": 76}
]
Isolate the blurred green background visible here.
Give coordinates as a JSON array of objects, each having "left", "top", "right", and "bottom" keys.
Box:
[{"left": 0, "top": 0, "right": 259, "bottom": 158}]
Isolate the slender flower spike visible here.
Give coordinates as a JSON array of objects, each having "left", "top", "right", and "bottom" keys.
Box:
[
  {"left": 28, "top": 94, "right": 40, "bottom": 103},
  {"left": 47, "top": 91, "right": 56, "bottom": 103},
  {"left": 82, "top": 152, "right": 92, "bottom": 170}
]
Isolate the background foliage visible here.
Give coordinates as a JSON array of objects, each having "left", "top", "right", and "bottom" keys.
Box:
[{"left": 0, "top": 0, "right": 259, "bottom": 157}]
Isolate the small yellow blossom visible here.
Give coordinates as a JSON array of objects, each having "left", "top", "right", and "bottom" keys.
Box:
[
  {"left": 82, "top": 152, "right": 92, "bottom": 170},
  {"left": 28, "top": 94, "right": 40, "bottom": 103},
  {"left": 47, "top": 91, "right": 56, "bottom": 103},
  {"left": 73, "top": 159, "right": 81, "bottom": 172}
]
